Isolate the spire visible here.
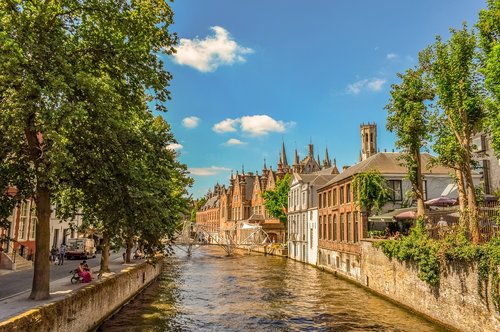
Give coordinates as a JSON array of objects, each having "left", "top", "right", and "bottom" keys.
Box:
[
  {"left": 323, "top": 146, "right": 331, "bottom": 168},
  {"left": 242, "top": 164, "right": 245, "bottom": 175},
  {"left": 317, "top": 154, "right": 321, "bottom": 166},
  {"left": 308, "top": 142, "right": 314, "bottom": 158},
  {"left": 280, "top": 141, "right": 288, "bottom": 167},
  {"left": 294, "top": 148, "right": 299, "bottom": 165}
]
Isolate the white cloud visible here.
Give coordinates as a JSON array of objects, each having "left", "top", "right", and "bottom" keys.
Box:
[
  {"left": 224, "top": 138, "right": 246, "bottom": 146},
  {"left": 240, "top": 115, "right": 286, "bottom": 136},
  {"left": 166, "top": 143, "right": 183, "bottom": 150},
  {"left": 366, "top": 78, "right": 386, "bottom": 92},
  {"left": 182, "top": 116, "right": 200, "bottom": 129},
  {"left": 213, "top": 118, "right": 239, "bottom": 133},
  {"left": 172, "top": 26, "right": 254, "bottom": 72},
  {"left": 386, "top": 53, "right": 397, "bottom": 59},
  {"left": 346, "top": 78, "right": 387, "bottom": 95},
  {"left": 213, "top": 115, "right": 292, "bottom": 137},
  {"left": 188, "top": 166, "right": 231, "bottom": 176}
]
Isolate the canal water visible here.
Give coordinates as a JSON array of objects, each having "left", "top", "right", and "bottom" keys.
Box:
[{"left": 98, "top": 246, "right": 447, "bottom": 332}]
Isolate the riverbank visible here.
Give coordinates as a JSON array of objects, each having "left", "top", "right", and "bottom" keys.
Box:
[{"left": 0, "top": 258, "right": 161, "bottom": 332}]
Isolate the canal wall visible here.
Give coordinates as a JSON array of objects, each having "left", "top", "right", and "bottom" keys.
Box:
[
  {"left": 360, "top": 240, "right": 500, "bottom": 332},
  {"left": 0, "top": 259, "right": 162, "bottom": 332}
]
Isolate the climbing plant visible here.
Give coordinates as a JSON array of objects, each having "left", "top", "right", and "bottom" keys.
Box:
[
  {"left": 351, "top": 170, "right": 391, "bottom": 216},
  {"left": 375, "top": 220, "right": 500, "bottom": 311}
]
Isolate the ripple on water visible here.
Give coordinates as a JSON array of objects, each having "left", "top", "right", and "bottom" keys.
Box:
[{"left": 98, "top": 246, "right": 449, "bottom": 332}]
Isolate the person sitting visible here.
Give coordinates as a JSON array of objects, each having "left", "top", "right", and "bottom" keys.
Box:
[
  {"left": 134, "top": 248, "right": 143, "bottom": 259},
  {"left": 78, "top": 260, "right": 92, "bottom": 283}
]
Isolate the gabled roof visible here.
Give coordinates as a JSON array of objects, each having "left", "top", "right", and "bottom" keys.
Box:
[{"left": 319, "top": 152, "right": 454, "bottom": 190}]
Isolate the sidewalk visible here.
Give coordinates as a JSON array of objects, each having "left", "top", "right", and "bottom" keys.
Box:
[{"left": 0, "top": 256, "right": 138, "bottom": 322}]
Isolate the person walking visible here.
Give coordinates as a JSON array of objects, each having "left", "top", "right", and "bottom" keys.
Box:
[{"left": 59, "top": 243, "right": 66, "bottom": 265}]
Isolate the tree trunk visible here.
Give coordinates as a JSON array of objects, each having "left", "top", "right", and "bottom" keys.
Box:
[
  {"left": 29, "top": 187, "right": 51, "bottom": 300},
  {"left": 455, "top": 168, "right": 468, "bottom": 228},
  {"left": 414, "top": 149, "right": 425, "bottom": 217},
  {"left": 463, "top": 160, "right": 480, "bottom": 244},
  {"left": 100, "top": 231, "right": 110, "bottom": 273},
  {"left": 125, "top": 236, "right": 133, "bottom": 263}
]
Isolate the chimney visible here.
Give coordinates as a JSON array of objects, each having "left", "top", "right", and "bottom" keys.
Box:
[{"left": 342, "top": 165, "right": 349, "bottom": 171}]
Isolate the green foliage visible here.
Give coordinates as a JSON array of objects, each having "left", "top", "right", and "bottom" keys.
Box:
[
  {"left": 262, "top": 173, "right": 291, "bottom": 225},
  {"left": 478, "top": 0, "right": 500, "bottom": 156},
  {"left": 376, "top": 220, "right": 500, "bottom": 311},
  {"left": 351, "top": 170, "right": 391, "bottom": 216},
  {"left": 191, "top": 197, "right": 207, "bottom": 223},
  {"left": 0, "top": 0, "right": 189, "bottom": 297},
  {"left": 385, "top": 67, "right": 433, "bottom": 212},
  {"left": 375, "top": 218, "right": 441, "bottom": 285}
]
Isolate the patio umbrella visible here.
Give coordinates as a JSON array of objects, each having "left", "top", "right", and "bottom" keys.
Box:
[
  {"left": 394, "top": 210, "right": 417, "bottom": 220},
  {"left": 425, "top": 196, "right": 458, "bottom": 207}
]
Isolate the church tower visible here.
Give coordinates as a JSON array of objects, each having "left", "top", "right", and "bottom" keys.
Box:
[{"left": 360, "top": 123, "right": 377, "bottom": 161}]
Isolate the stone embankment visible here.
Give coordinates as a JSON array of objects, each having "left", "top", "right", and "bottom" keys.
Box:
[
  {"left": 249, "top": 242, "right": 500, "bottom": 332},
  {"left": 0, "top": 259, "right": 162, "bottom": 332}
]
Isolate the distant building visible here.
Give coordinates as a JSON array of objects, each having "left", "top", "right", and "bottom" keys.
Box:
[
  {"left": 316, "top": 152, "right": 472, "bottom": 281},
  {"left": 288, "top": 171, "right": 337, "bottom": 265},
  {"left": 472, "top": 132, "right": 500, "bottom": 195},
  {"left": 196, "top": 141, "right": 335, "bottom": 243}
]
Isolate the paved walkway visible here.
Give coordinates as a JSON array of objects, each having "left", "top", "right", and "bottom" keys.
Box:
[{"left": 0, "top": 255, "right": 140, "bottom": 322}]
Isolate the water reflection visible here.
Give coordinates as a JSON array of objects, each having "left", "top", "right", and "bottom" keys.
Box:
[{"left": 98, "top": 246, "right": 447, "bottom": 332}]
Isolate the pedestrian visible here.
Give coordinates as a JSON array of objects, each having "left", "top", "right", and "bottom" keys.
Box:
[
  {"left": 59, "top": 243, "right": 66, "bottom": 265},
  {"left": 50, "top": 246, "right": 58, "bottom": 263}
]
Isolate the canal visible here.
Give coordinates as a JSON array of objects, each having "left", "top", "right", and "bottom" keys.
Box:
[{"left": 98, "top": 246, "right": 447, "bottom": 331}]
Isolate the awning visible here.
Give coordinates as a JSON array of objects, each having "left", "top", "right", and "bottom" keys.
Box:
[{"left": 369, "top": 207, "right": 417, "bottom": 223}]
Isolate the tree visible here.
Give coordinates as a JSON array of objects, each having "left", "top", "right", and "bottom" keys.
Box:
[
  {"left": 351, "top": 170, "right": 391, "bottom": 217},
  {"left": 386, "top": 68, "right": 434, "bottom": 217},
  {"left": 423, "top": 24, "right": 485, "bottom": 243},
  {"left": 191, "top": 197, "right": 207, "bottom": 223},
  {"left": 478, "top": 0, "right": 500, "bottom": 156},
  {"left": 0, "top": 0, "right": 177, "bottom": 299},
  {"left": 262, "top": 173, "right": 291, "bottom": 225}
]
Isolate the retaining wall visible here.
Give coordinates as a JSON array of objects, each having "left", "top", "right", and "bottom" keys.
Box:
[
  {"left": 360, "top": 240, "right": 500, "bottom": 332},
  {"left": 0, "top": 260, "right": 162, "bottom": 332}
]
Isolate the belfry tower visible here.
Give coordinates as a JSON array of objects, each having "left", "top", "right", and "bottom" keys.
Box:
[{"left": 360, "top": 123, "right": 377, "bottom": 161}]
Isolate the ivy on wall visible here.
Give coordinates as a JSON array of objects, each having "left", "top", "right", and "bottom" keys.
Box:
[{"left": 375, "top": 217, "right": 500, "bottom": 311}]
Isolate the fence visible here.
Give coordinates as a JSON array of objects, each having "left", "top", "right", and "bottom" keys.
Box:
[{"left": 425, "top": 201, "right": 499, "bottom": 243}]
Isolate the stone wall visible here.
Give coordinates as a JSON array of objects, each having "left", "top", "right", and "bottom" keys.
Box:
[
  {"left": 360, "top": 240, "right": 500, "bottom": 332},
  {"left": 0, "top": 260, "right": 162, "bottom": 332},
  {"left": 318, "top": 248, "right": 361, "bottom": 281}
]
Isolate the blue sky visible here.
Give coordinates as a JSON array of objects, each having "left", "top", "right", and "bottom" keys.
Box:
[{"left": 160, "top": 0, "right": 487, "bottom": 198}]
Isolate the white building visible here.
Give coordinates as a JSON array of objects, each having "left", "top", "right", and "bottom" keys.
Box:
[{"left": 288, "top": 172, "right": 336, "bottom": 265}]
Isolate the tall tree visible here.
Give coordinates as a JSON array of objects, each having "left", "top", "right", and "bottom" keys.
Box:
[
  {"left": 0, "top": 0, "right": 177, "bottom": 299},
  {"left": 262, "top": 173, "right": 291, "bottom": 226},
  {"left": 385, "top": 68, "right": 434, "bottom": 217},
  {"left": 478, "top": 0, "right": 500, "bottom": 156},
  {"left": 423, "top": 24, "right": 485, "bottom": 243}
]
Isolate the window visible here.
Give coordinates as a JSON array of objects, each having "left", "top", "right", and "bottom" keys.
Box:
[
  {"left": 19, "top": 201, "right": 29, "bottom": 240},
  {"left": 346, "top": 184, "right": 351, "bottom": 203},
  {"left": 347, "top": 212, "right": 351, "bottom": 242},
  {"left": 333, "top": 215, "right": 337, "bottom": 241},
  {"left": 323, "top": 193, "right": 327, "bottom": 209},
  {"left": 340, "top": 213, "right": 345, "bottom": 241},
  {"left": 319, "top": 215, "right": 322, "bottom": 239},
  {"left": 333, "top": 189, "right": 337, "bottom": 206},
  {"left": 340, "top": 186, "right": 345, "bottom": 204},
  {"left": 302, "top": 192, "right": 306, "bottom": 205},
  {"left": 328, "top": 215, "right": 332, "bottom": 240},
  {"left": 30, "top": 215, "right": 37, "bottom": 240},
  {"left": 388, "top": 180, "right": 403, "bottom": 201},
  {"left": 323, "top": 216, "right": 327, "bottom": 240},
  {"left": 354, "top": 212, "right": 359, "bottom": 243},
  {"left": 327, "top": 191, "right": 331, "bottom": 207},
  {"left": 319, "top": 193, "right": 322, "bottom": 209},
  {"left": 423, "top": 180, "right": 428, "bottom": 201}
]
